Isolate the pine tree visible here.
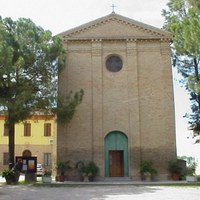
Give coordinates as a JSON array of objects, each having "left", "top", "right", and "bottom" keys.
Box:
[
  {"left": 162, "top": 0, "right": 200, "bottom": 141},
  {"left": 0, "top": 17, "right": 83, "bottom": 165}
]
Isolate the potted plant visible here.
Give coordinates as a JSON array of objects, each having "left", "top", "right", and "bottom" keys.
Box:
[
  {"left": 76, "top": 161, "right": 99, "bottom": 182},
  {"left": 56, "top": 160, "right": 72, "bottom": 182},
  {"left": 2, "top": 169, "right": 17, "bottom": 184},
  {"left": 42, "top": 169, "right": 52, "bottom": 183},
  {"left": 139, "top": 160, "right": 157, "bottom": 181},
  {"left": 168, "top": 160, "right": 182, "bottom": 180},
  {"left": 186, "top": 162, "right": 197, "bottom": 182}
]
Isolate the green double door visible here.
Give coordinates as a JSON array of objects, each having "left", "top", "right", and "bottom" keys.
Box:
[{"left": 105, "top": 131, "right": 128, "bottom": 177}]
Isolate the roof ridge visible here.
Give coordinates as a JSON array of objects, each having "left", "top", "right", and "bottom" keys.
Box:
[{"left": 57, "top": 12, "right": 172, "bottom": 39}]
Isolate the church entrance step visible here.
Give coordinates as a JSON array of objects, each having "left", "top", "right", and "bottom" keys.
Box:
[{"left": 104, "top": 177, "right": 131, "bottom": 182}]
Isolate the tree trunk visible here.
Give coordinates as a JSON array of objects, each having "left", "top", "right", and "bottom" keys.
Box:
[
  {"left": 8, "top": 122, "right": 15, "bottom": 167},
  {"left": 193, "top": 58, "right": 200, "bottom": 109}
]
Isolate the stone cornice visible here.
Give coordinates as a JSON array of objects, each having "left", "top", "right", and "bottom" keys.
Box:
[
  {"left": 63, "top": 37, "right": 171, "bottom": 43},
  {"left": 59, "top": 13, "right": 172, "bottom": 40}
]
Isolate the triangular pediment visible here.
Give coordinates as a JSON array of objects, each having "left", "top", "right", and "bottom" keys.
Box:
[{"left": 58, "top": 13, "right": 172, "bottom": 40}]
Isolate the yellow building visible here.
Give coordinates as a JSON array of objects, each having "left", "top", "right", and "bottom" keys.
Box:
[{"left": 0, "top": 113, "right": 57, "bottom": 171}]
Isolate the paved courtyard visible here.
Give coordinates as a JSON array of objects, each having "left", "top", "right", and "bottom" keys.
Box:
[{"left": 0, "top": 182, "right": 200, "bottom": 200}]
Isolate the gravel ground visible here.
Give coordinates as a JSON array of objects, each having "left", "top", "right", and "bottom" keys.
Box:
[{"left": 0, "top": 183, "right": 200, "bottom": 200}]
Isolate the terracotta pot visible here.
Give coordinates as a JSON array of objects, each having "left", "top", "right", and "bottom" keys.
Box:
[
  {"left": 171, "top": 174, "right": 180, "bottom": 181},
  {"left": 58, "top": 175, "right": 65, "bottom": 182}
]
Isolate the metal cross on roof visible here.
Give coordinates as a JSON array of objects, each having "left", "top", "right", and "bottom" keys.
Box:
[{"left": 111, "top": 3, "right": 116, "bottom": 13}]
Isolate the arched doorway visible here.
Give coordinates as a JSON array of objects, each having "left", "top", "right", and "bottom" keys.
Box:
[
  {"left": 104, "top": 131, "right": 128, "bottom": 177},
  {"left": 22, "top": 149, "right": 32, "bottom": 157}
]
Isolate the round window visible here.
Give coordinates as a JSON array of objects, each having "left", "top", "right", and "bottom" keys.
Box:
[{"left": 106, "top": 55, "right": 123, "bottom": 72}]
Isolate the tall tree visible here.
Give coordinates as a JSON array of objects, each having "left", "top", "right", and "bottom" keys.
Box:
[
  {"left": 162, "top": 0, "right": 200, "bottom": 141},
  {"left": 0, "top": 17, "right": 83, "bottom": 166}
]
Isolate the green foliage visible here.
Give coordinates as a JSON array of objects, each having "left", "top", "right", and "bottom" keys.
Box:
[
  {"left": 76, "top": 161, "right": 99, "bottom": 178},
  {"left": 2, "top": 169, "right": 16, "bottom": 179},
  {"left": 139, "top": 160, "right": 157, "bottom": 175},
  {"left": 189, "top": 0, "right": 200, "bottom": 11},
  {"left": 163, "top": 0, "right": 200, "bottom": 63},
  {"left": 55, "top": 89, "right": 84, "bottom": 124},
  {"left": 0, "top": 16, "right": 83, "bottom": 164},
  {"left": 197, "top": 175, "right": 200, "bottom": 182},
  {"left": 179, "top": 156, "right": 196, "bottom": 175},
  {"left": 186, "top": 164, "right": 196, "bottom": 175},
  {"left": 162, "top": 0, "right": 200, "bottom": 139},
  {"left": 2, "top": 169, "right": 19, "bottom": 184},
  {"left": 43, "top": 169, "right": 52, "bottom": 177},
  {"left": 168, "top": 160, "right": 182, "bottom": 174},
  {"left": 178, "top": 155, "right": 195, "bottom": 166},
  {"left": 57, "top": 160, "right": 72, "bottom": 175},
  {"left": 0, "top": 17, "right": 66, "bottom": 124}
]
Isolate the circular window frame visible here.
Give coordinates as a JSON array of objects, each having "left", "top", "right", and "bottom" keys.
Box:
[{"left": 105, "top": 55, "right": 123, "bottom": 72}]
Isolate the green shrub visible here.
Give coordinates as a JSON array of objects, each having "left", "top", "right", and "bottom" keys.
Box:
[
  {"left": 139, "top": 160, "right": 157, "bottom": 175},
  {"left": 76, "top": 161, "right": 99, "bottom": 178},
  {"left": 196, "top": 175, "right": 200, "bottom": 182},
  {"left": 2, "top": 169, "right": 16, "bottom": 179},
  {"left": 168, "top": 160, "right": 182, "bottom": 175}
]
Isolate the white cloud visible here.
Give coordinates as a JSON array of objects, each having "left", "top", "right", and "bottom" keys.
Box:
[{"left": 0, "top": 0, "right": 169, "bottom": 34}]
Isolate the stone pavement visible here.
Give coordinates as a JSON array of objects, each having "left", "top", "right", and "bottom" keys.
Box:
[
  {"left": 0, "top": 182, "right": 200, "bottom": 200},
  {"left": 0, "top": 177, "right": 200, "bottom": 200}
]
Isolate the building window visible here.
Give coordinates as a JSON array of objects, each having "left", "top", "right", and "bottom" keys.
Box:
[
  {"left": 24, "top": 123, "right": 31, "bottom": 136},
  {"left": 3, "top": 152, "right": 9, "bottom": 165},
  {"left": 4, "top": 124, "right": 9, "bottom": 136},
  {"left": 44, "top": 153, "right": 51, "bottom": 166},
  {"left": 106, "top": 55, "right": 123, "bottom": 72},
  {"left": 44, "top": 123, "right": 51, "bottom": 136}
]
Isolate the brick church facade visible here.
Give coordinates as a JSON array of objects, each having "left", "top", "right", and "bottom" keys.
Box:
[{"left": 57, "top": 13, "right": 177, "bottom": 180}]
